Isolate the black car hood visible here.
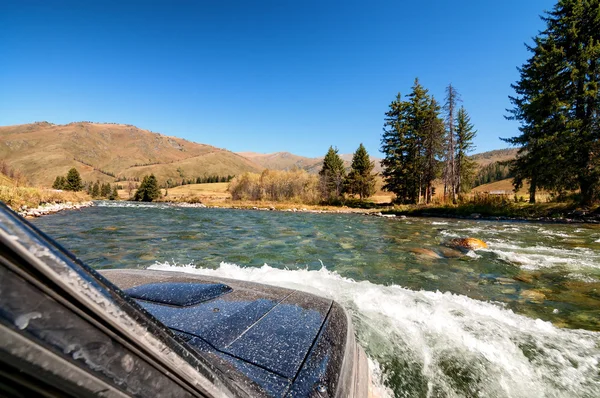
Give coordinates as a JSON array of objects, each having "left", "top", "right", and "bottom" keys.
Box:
[{"left": 101, "top": 269, "right": 332, "bottom": 380}]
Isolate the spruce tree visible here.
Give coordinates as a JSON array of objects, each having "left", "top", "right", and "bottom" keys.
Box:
[
  {"left": 134, "top": 174, "right": 160, "bottom": 202},
  {"left": 443, "top": 84, "right": 461, "bottom": 202},
  {"left": 346, "top": 143, "right": 376, "bottom": 200},
  {"left": 380, "top": 79, "right": 441, "bottom": 204},
  {"left": 319, "top": 146, "right": 346, "bottom": 201},
  {"left": 455, "top": 106, "right": 477, "bottom": 193},
  {"left": 381, "top": 93, "right": 410, "bottom": 201},
  {"left": 65, "top": 168, "right": 83, "bottom": 191},
  {"left": 92, "top": 181, "right": 100, "bottom": 198},
  {"left": 506, "top": 0, "right": 600, "bottom": 204},
  {"left": 101, "top": 182, "right": 111, "bottom": 197},
  {"left": 109, "top": 186, "right": 119, "bottom": 200},
  {"left": 52, "top": 176, "right": 64, "bottom": 189},
  {"left": 421, "top": 97, "right": 444, "bottom": 203}
]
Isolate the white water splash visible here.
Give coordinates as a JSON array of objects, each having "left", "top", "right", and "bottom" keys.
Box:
[
  {"left": 149, "top": 261, "right": 600, "bottom": 398},
  {"left": 484, "top": 241, "right": 600, "bottom": 273},
  {"left": 95, "top": 201, "right": 174, "bottom": 210}
]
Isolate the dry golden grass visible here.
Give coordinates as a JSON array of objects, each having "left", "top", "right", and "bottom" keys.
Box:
[
  {"left": 162, "top": 182, "right": 230, "bottom": 202},
  {"left": 0, "top": 173, "right": 14, "bottom": 187},
  {"left": 0, "top": 186, "right": 91, "bottom": 210}
]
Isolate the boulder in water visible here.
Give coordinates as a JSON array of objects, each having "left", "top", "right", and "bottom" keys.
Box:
[
  {"left": 438, "top": 247, "right": 464, "bottom": 258},
  {"left": 447, "top": 237, "right": 488, "bottom": 251},
  {"left": 519, "top": 289, "right": 546, "bottom": 303},
  {"left": 409, "top": 248, "right": 441, "bottom": 259}
]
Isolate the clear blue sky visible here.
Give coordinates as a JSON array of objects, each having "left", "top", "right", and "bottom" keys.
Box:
[{"left": 1, "top": 0, "right": 554, "bottom": 158}]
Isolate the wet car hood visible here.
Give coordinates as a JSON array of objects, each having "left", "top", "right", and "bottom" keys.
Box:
[{"left": 101, "top": 270, "right": 333, "bottom": 380}]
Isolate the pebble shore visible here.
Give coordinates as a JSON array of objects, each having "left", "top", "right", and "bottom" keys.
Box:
[{"left": 18, "top": 201, "right": 94, "bottom": 218}]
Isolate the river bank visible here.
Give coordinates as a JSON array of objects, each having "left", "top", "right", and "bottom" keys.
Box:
[
  {"left": 386, "top": 202, "right": 600, "bottom": 224},
  {"left": 17, "top": 200, "right": 94, "bottom": 218}
]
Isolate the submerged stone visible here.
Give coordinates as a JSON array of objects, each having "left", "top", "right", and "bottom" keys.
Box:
[
  {"left": 446, "top": 238, "right": 488, "bottom": 251},
  {"left": 409, "top": 248, "right": 441, "bottom": 259},
  {"left": 438, "top": 247, "right": 464, "bottom": 258},
  {"left": 519, "top": 289, "right": 546, "bottom": 303}
]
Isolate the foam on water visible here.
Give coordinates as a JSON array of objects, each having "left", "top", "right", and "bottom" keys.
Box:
[
  {"left": 95, "top": 201, "right": 174, "bottom": 210},
  {"left": 485, "top": 241, "right": 600, "bottom": 273},
  {"left": 149, "top": 261, "right": 600, "bottom": 397}
]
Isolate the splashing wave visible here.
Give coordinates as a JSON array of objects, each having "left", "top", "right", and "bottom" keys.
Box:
[{"left": 149, "top": 261, "right": 600, "bottom": 397}]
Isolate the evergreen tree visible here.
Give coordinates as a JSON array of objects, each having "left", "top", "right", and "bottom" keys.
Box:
[
  {"left": 65, "top": 168, "right": 83, "bottom": 191},
  {"left": 91, "top": 181, "right": 100, "bottom": 198},
  {"left": 319, "top": 146, "right": 346, "bottom": 201},
  {"left": 421, "top": 97, "right": 444, "bottom": 203},
  {"left": 506, "top": 0, "right": 600, "bottom": 203},
  {"left": 134, "top": 174, "right": 161, "bottom": 202},
  {"left": 109, "top": 186, "right": 119, "bottom": 200},
  {"left": 101, "top": 183, "right": 111, "bottom": 197},
  {"left": 443, "top": 84, "right": 461, "bottom": 202},
  {"left": 404, "top": 78, "right": 430, "bottom": 203},
  {"left": 381, "top": 93, "right": 410, "bottom": 201},
  {"left": 380, "top": 79, "right": 441, "bottom": 204},
  {"left": 455, "top": 106, "right": 477, "bottom": 193},
  {"left": 345, "top": 143, "right": 376, "bottom": 200},
  {"left": 52, "top": 176, "right": 65, "bottom": 190}
]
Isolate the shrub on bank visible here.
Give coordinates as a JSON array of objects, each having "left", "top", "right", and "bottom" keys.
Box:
[{"left": 229, "top": 169, "right": 319, "bottom": 204}]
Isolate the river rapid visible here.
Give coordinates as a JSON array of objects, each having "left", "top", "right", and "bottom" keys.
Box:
[{"left": 32, "top": 202, "right": 600, "bottom": 397}]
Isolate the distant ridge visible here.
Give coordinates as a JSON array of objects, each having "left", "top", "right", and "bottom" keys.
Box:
[
  {"left": 0, "top": 122, "right": 263, "bottom": 186},
  {"left": 470, "top": 148, "right": 518, "bottom": 167}
]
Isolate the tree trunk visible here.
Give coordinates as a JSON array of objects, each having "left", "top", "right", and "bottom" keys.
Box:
[
  {"left": 529, "top": 175, "right": 537, "bottom": 204},
  {"left": 579, "top": 177, "right": 594, "bottom": 206}
]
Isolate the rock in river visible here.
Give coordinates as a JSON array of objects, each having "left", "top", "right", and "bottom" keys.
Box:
[
  {"left": 447, "top": 237, "right": 488, "bottom": 251},
  {"left": 409, "top": 248, "right": 442, "bottom": 259}
]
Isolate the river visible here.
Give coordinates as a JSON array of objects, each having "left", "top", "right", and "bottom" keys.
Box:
[{"left": 32, "top": 201, "right": 600, "bottom": 397}]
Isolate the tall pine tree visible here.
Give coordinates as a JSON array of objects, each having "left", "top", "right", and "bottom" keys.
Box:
[
  {"left": 443, "top": 84, "right": 461, "bottom": 202},
  {"left": 381, "top": 79, "right": 444, "bottom": 204},
  {"left": 134, "top": 175, "right": 161, "bottom": 202},
  {"left": 421, "top": 97, "right": 444, "bottom": 203},
  {"left": 345, "top": 143, "right": 376, "bottom": 200},
  {"left": 455, "top": 106, "right": 477, "bottom": 193},
  {"left": 381, "top": 93, "right": 410, "bottom": 201},
  {"left": 65, "top": 168, "right": 83, "bottom": 191},
  {"left": 318, "top": 147, "right": 346, "bottom": 201},
  {"left": 506, "top": 0, "right": 600, "bottom": 204}
]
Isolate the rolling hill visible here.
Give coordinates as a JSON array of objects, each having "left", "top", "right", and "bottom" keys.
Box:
[
  {"left": 0, "top": 122, "right": 263, "bottom": 186},
  {"left": 471, "top": 148, "right": 518, "bottom": 167}
]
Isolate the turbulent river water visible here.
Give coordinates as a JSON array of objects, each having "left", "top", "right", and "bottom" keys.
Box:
[{"left": 32, "top": 201, "right": 600, "bottom": 397}]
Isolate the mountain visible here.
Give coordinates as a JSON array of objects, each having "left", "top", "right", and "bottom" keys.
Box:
[
  {"left": 0, "top": 122, "right": 263, "bottom": 186},
  {"left": 237, "top": 151, "right": 383, "bottom": 174}
]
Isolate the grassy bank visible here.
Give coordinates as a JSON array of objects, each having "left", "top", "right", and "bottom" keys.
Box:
[
  {"left": 385, "top": 201, "right": 594, "bottom": 221},
  {"left": 0, "top": 186, "right": 91, "bottom": 210}
]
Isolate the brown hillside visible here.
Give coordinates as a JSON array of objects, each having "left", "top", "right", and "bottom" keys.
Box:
[
  {"left": 471, "top": 148, "right": 518, "bottom": 167},
  {"left": 0, "top": 122, "right": 263, "bottom": 186},
  {"left": 237, "top": 151, "right": 323, "bottom": 171}
]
